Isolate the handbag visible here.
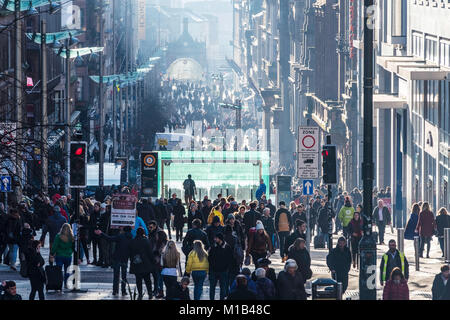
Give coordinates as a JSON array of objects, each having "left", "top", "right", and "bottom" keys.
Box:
[{"left": 132, "top": 254, "right": 143, "bottom": 265}]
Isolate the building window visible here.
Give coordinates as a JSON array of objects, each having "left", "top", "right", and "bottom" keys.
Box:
[
  {"left": 412, "top": 32, "right": 423, "bottom": 58},
  {"left": 425, "top": 37, "right": 438, "bottom": 63},
  {"left": 440, "top": 39, "right": 450, "bottom": 67}
]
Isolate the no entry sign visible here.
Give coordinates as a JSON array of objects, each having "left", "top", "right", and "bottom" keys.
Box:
[
  {"left": 297, "top": 126, "right": 320, "bottom": 179},
  {"left": 298, "top": 127, "right": 319, "bottom": 153}
]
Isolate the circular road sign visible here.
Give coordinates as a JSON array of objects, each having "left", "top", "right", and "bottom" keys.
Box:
[
  {"left": 143, "top": 154, "right": 156, "bottom": 167},
  {"left": 302, "top": 135, "right": 316, "bottom": 149}
]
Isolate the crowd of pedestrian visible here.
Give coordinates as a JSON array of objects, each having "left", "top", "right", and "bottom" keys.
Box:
[{"left": 0, "top": 180, "right": 449, "bottom": 301}]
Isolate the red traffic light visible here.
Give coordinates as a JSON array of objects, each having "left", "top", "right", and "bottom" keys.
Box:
[
  {"left": 322, "top": 150, "right": 329, "bottom": 157},
  {"left": 75, "top": 147, "right": 84, "bottom": 156}
]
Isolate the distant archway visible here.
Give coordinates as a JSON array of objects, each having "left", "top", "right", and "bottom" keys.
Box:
[{"left": 166, "top": 58, "right": 204, "bottom": 82}]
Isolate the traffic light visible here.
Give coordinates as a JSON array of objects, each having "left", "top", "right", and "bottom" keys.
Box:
[
  {"left": 69, "top": 142, "right": 87, "bottom": 188},
  {"left": 322, "top": 145, "right": 337, "bottom": 184}
]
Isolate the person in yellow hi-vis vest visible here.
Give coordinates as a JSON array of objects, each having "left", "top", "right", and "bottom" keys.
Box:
[{"left": 379, "top": 239, "right": 409, "bottom": 286}]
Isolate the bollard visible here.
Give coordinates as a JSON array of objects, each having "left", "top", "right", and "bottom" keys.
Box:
[
  {"left": 445, "top": 228, "right": 450, "bottom": 263},
  {"left": 397, "top": 228, "right": 405, "bottom": 254},
  {"left": 337, "top": 282, "right": 343, "bottom": 300},
  {"left": 414, "top": 236, "right": 420, "bottom": 271}
]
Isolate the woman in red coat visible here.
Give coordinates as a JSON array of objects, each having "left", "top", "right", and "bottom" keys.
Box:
[
  {"left": 415, "top": 202, "right": 436, "bottom": 258},
  {"left": 382, "top": 268, "right": 409, "bottom": 300}
]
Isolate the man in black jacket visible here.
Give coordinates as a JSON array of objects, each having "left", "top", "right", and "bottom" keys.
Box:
[
  {"left": 208, "top": 233, "right": 233, "bottom": 300},
  {"left": 243, "top": 202, "right": 262, "bottom": 236},
  {"left": 432, "top": 265, "right": 450, "bottom": 300},
  {"left": 95, "top": 226, "right": 133, "bottom": 296},
  {"left": 206, "top": 216, "right": 224, "bottom": 245},
  {"left": 0, "top": 281, "right": 22, "bottom": 300},
  {"left": 284, "top": 220, "right": 307, "bottom": 257},
  {"left": 182, "top": 219, "right": 210, "bottom": 258},
  {"left": 326, "top": 237, "right": 352, "bottom": 293},
  {"left": 266, "top": 199, "right": 276, "bottom": 217}
]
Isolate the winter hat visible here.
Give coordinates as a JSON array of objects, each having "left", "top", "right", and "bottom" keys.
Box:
[
  {"left": 255, "top": 268, "right": 266, "bottom": 279},
  {"left": 53, "top": 205, "right": 60, "bottom": 213},
  {"left": 231, "top": 201, "right": 238, "bottom": 206},
  {"left": 285, "top": 259, "right": 298, "bottom": 271},
  {"left": 255, "top": 220, "right": 264, "bottom": 231},
  {"left": 227, "top": 213, "right": 235, "bottom": 220},
  {"left": 214, "top": 232, "right": 224, "bottom": 242},
  {"left": 212, "top": 215, "right": 221, "bottom": 224}
]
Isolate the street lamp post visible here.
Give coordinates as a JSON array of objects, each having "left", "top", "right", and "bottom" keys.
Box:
[
  {"left": 359, "top": 0, "right": 377, "bottom": 300},
  {"left": 41, "top": 20, "right": 48, "bottom": 194},
  {"left": 64, "top": 38, "right": 71, "bottom": 195},
  {"left": 98, "top": 0, "right": 104, "bottom": 188}
]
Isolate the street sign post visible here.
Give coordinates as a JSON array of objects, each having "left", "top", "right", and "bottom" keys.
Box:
[
  {"left": 297, "top": 127, "right": 320, "bottom": 179},
  {"left": 1, "top": 176, "right": 12, "bottom": 213},
  {"left": 302, "top": 179, "right": 314, "bottom": 196},
  {"left": 140, "top": 151, "right": 159, "bottom": 198},
  {"left": 111, "top": 194, "right": 137, "bottom": 228}
]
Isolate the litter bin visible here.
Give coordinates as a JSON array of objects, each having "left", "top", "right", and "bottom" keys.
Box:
[{"left": 311, "top": 278, "right": 342, "bottom": 300}]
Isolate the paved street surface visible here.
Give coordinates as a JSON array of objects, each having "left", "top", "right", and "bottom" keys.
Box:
[{"left": 0, "top": 226, "right": 443, "bottom": 300}]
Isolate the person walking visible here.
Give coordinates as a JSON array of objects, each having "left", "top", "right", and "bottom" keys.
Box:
[
  {"left": 246, "top": 221, "right": 273, "bottom": 267},
  {"left": 261, "top": 208, "right": 277, "bottom": 251},
  {"left": 255, "top": 179, "right": 266, "bottom": 202},
  {"left": 382, "top": 267, "right": 409, "bottom": 300},
  {"left": 183, "top": 174, "right": 197, "bottom": 206},
  {"left": 379, "top": 240, "right": 409, "bottom": 287},
  {"left": 404, "top": 203, "right": 420, "bottom": 241},
  {"left": 287, "top": 238, "right": 312, "bottom": 283},
  {"left": 223, "top": 224, "right": 242, "bottom": 289},
  {"left": 284, "top": 220, "right": 307, "bottom": 258},
  {"left": 254, "top": 268, "right": 276, "bottom": 300},
  {"left": 50, "top": 223, "right": 75, "bottom": 288},
  {"left": 25, "top": 240, "right": 46, "bottom": 300},
  {"left": 208, "top": 232, "right": 233, "bottom": 300},
  {"left": 161, "top": 240, "right": 182, "bottom": 296},
  {"left": 173, "top": 199, "right": 186, "bottom": 242},
  {"left": 435, "top": 207, "right": 450, "bottom": 257},
  {"left": 431, "top": 264, "right": 450, "bottom": 300},
  {"left": 95, "top": 226, "right": 133, "bottom": 296},
  {"left": 326, "top": 237, "right": 352, "bottom": 293},
  {"left": 128, "top": 227, "right": 154, "bottom": 300},
  {"left": 338, "top": 197, "right": 354, "bottom": 239},
  {"left": 415, "top": 202, "right": 436, "bottom": 258},
  {"left": 348, "top": 208, "right": 363, "bottom": 268},
  {"left": 206, "top": 216, "right": 225, "bottom": 245},
  {"left": 87, "top": 202, "right": 101, "bottom": 265},
  {"left": 226, "top": 275, "right": 257, "bottom": 300},
  {"left": 4, "top": 208, "right": 23, "bottom": 271},
  {"left": 276, "top": 259, "right": 307, "bottom": 300},
  {"left": 372, "top": 200, "right": 391, "bottom": 245},
  {"left": 243, "top": 202, "right": 262, "bottom": 236},
  {"left": 185, "top": 240, "right": 209, "bottom": 300},
  {"left": 182, "top": 219, "right": 210, "bottom": 261},
  {"left": 274, "top": 201, "right": 292, "bottom": 262}
]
